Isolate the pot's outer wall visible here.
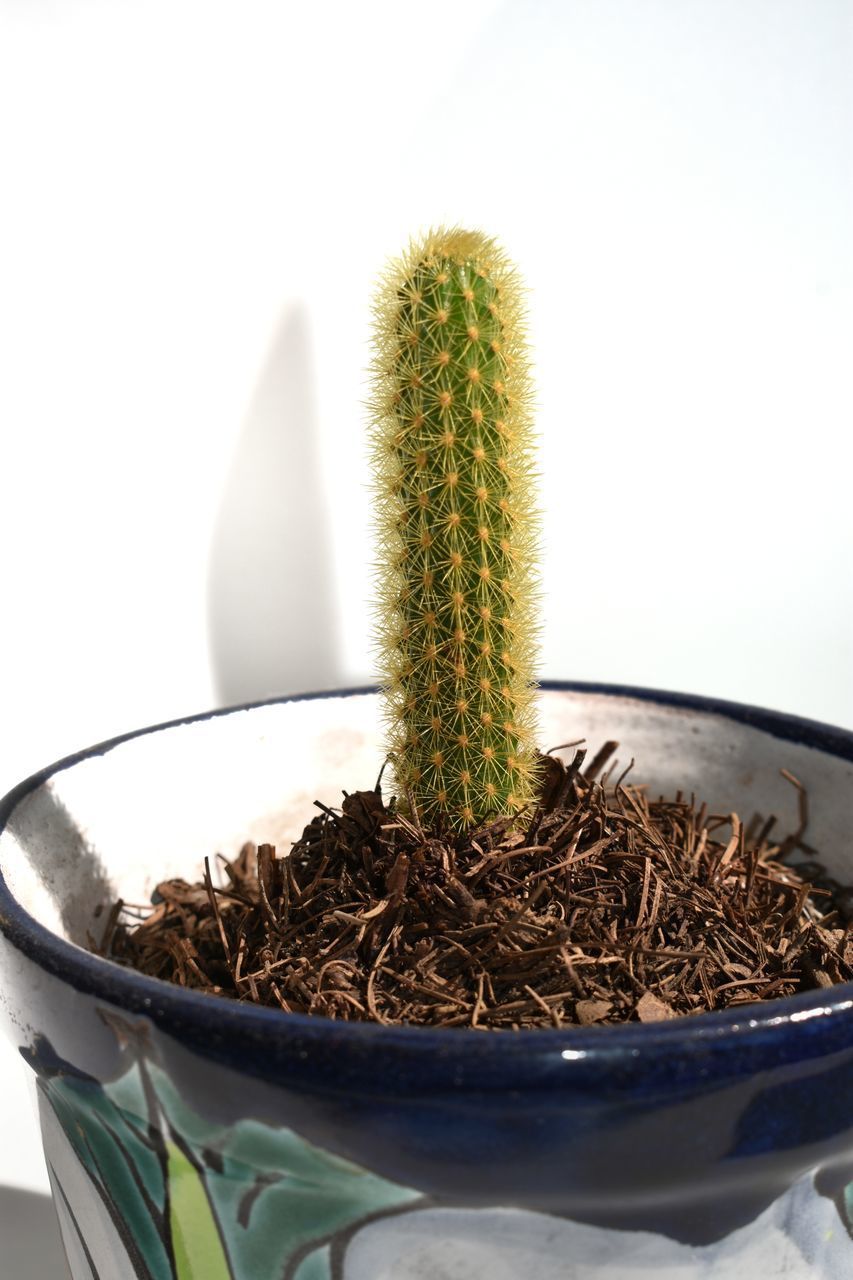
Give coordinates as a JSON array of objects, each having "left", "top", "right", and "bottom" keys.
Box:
[{"left": 2, "top": 684, "right": 853, "bottom": 1256}]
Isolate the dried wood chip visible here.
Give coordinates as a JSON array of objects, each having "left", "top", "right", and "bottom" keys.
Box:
[
  {"left": 575, "top": 998, "right": 614, "bottom": 1025},
  {"left": 636, "top": 991, "right": 676, "bottom": 1022}
]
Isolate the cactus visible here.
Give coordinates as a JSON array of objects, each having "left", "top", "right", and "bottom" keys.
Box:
[{"left": 371, "top": 227, "right": 540, "bottom": 832}]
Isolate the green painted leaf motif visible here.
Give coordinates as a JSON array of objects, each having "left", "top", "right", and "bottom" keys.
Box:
[
  {"left": 40, "top": 1056, "right": 425, "bottom": 1280},
  {"left": 167, "top": 1140, "right": 234, "bottom": 1280},
  {"left": 146, "top": 1066, "right": 422, "bottom": 1277},
  {"left": 292, "top": 1246, "right": 333, "bottom": 1280},
  {"left": 40, "top": 1075, "right": 172, "bottom": 1280}
]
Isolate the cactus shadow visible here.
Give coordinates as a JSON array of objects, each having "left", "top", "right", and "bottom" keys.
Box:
[{"left": 207, "top": 306, "right": 340, "bottom": 706}]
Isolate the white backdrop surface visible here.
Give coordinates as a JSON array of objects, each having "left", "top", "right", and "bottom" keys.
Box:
[{"left": 0, "top": 0, "right": 851, "bottom": 1257}]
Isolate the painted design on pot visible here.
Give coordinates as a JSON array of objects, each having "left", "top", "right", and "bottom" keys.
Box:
[
  {"left": 27, "top": 1024, "right": 853, "bottom": 1280},
  {"left": 36, "top": 1035, "right": 422, "bottom": 1280}
]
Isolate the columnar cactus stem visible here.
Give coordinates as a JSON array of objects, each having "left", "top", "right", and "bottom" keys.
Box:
[{"left": 371, "top": 227, "right": 540, "bottom": 832}]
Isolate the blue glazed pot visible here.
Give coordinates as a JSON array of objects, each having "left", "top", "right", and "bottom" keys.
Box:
[{"left": 2, "top": 684, "right": 853, "bottom": 1279}]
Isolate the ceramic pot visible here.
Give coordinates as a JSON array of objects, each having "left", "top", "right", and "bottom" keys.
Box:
[{"left": 2, "top": 683, "right": 853, "bottom": 1280}]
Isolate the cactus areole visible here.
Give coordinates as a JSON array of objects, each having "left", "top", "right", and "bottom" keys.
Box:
[{"left": 371, "top": 228, "right": 541, "bottom": 832}]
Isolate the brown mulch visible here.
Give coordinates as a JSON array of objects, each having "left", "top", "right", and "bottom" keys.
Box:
[{"left": 99, "top": 744, "right": 853, "bottom": 1028}]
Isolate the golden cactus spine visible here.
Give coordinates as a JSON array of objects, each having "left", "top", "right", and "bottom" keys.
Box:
[{"left": 371, "top": 227, "right": 541, "bottom": 832}]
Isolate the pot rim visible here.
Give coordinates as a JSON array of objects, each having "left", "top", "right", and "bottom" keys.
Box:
[{"left": 2, "top": 679, "right": 853, "bottom": 1060}]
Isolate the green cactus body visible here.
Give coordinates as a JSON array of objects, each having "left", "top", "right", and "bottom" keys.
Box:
[{"left": 371, "top": 228, "right": 540, "bottom": 832}]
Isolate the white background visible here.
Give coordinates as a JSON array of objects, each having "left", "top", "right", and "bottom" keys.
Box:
[{"left": 1, "top": 0, "right": 851, "bottom": 1269}]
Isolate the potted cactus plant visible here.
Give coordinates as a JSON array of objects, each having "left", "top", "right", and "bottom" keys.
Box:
[{"left": 2, "top": 228, "right": 853, "bottom": 1279}]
